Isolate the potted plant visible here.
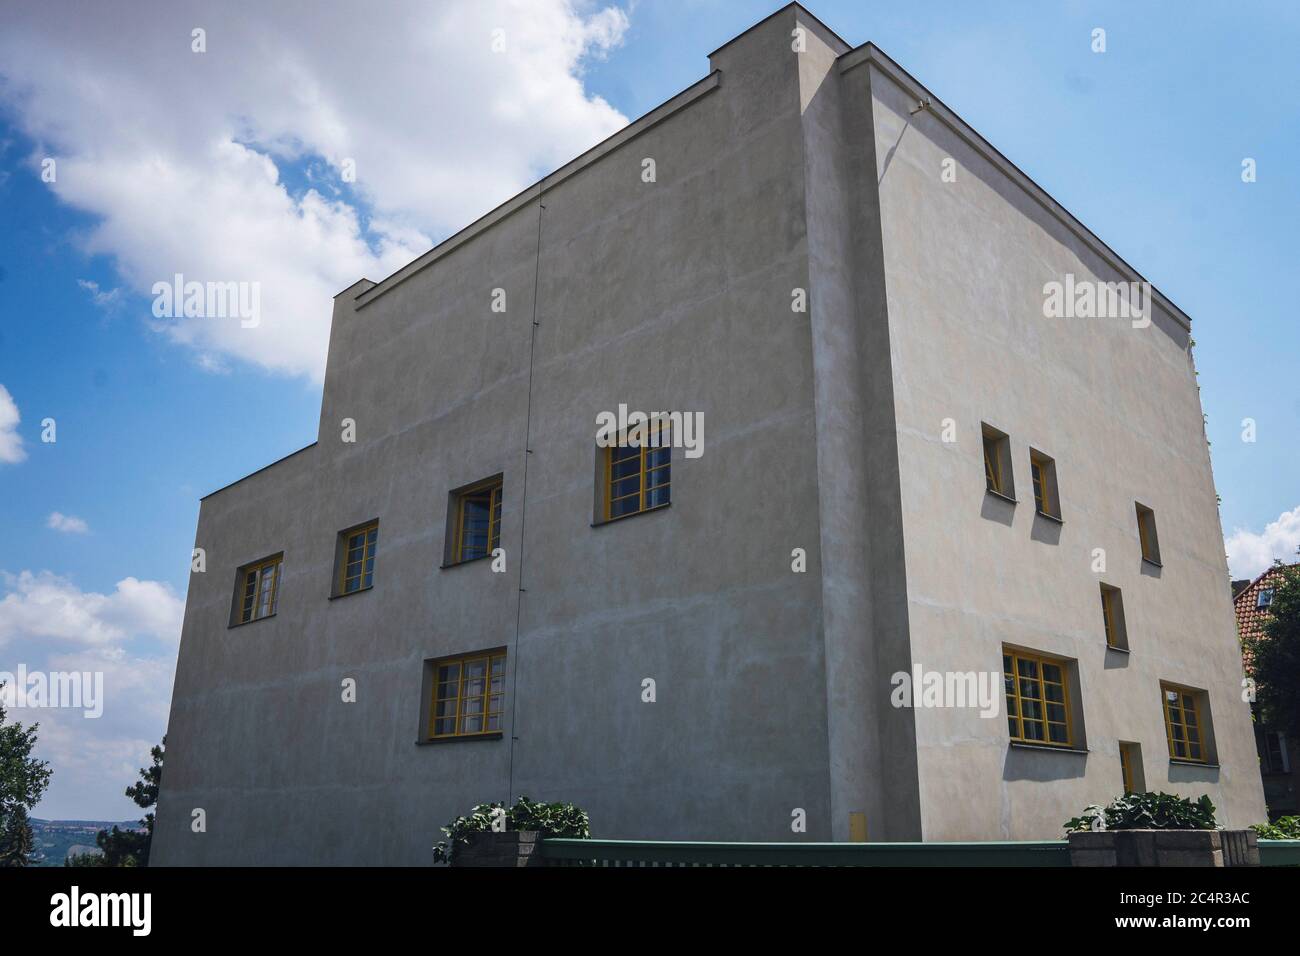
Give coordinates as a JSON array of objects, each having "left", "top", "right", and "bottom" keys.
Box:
[
  {"left": 433, "top": 796, "right": 590, "bottom": 867},
  {"left": 1064, "top": 792, "right": 1258, "bottom": 867}
]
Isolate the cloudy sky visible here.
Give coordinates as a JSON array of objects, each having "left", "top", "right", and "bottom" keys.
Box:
[{"left": 0, "top": 0, "right": 1297, "bottom": 820}]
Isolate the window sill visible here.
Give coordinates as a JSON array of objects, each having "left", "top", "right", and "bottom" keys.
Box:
[
  {"left": 1035, "top": 510, "right": 1064, "bottom": 524},
  {"left": 1141, "top": 557, "right": 1163, "bottom": 569},
  {"left": 1168, "top": 758, "right": 1218, "bottom": 769},
  {"left": 329, "top": 585, "right": 373, "bottom": 601},
  {"left": 592, "top": 501, "right": 671, "bottom": 528},
  {"left": 440, "top": 554, "right": 492, "bottom": 571},
  {"left": 416, "top": 732, "right": 504, "bottom": 746},
  {"left": 228, "top": 613, "right": 276, "bottom": 630},
  {"left": 985, "top": 489, "right": 1017, "bottom": 505},
  {"left": 1104, "top": 644, "right": 1130, "bottom": 654},
  {"left": 1009, "top": 742, "right": 1088, "bottom": 755}
]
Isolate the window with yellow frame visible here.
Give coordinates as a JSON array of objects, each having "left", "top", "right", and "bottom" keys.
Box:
[
  {"left": 235, "top": 554, "right": 281, "bottom": 624},
  {"left": 1100, "top": 583, "right": 1127, "bottom": 650},
  {"left": 337, "top": 521, "right": 378, "bottom": 594},
  {"left": 604, "top": 424, "right": 670, "bottom": 520},
  {"left": 428, "top": 651, "right": 506, "bottom": 738},
  {"left": 451, "top": 477, "right": 502, "bottom": 563},
  {"left": 1161, "top": 682, "right": 1206, "bottom": 762},
  {"left": 982, "top": 423, "right": 1012, "bottom": 498},
  {"left": 1003, "top": 648, "right": 1073, "bottom": 747},
  {"left": 1029, "top": 449, "right": 1060, "bottom": 518}
]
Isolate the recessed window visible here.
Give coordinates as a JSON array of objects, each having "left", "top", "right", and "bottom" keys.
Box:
[
  {"left": 603, "top": 426, "right": 671, "bottom": 521},
  {"left": 1161, "top": 682, "right": 1209, "bottom": 763},
  {"left": 1100, "top": 584, "right": 1128, "bottom": 650},
  {"left": 1119, "top": 741, "right": 1144, "bottom": 793},
  {"left": 982, "top": 424, "right": 1013, "bottom": 499},
  {"left": 1136, "top": 503, "right": 1161, "bottom": 565},
  {"left": 232, "top": 554, "right": 282, "bottom": 625},
  {"left": 427, "top": 650, "right": 506, "bottom": 739},
  {"left": 1029, "top": 449, "right": 1060, "bottom": 518},
  {"left": 1257, "top": 587, "right": 1275, "bottom": 609},
  {"left": 1260, "top": 730, "right": 1289, "bottom": 774},
  {"left": 448, "top": 476, "right": 502, "bottom": 565},
  {"left": 1003, "top": 648, "right": 1073, "bottom": 747},
  {"left": 336, "top": 521, "right": 378, "bottom": 595}
]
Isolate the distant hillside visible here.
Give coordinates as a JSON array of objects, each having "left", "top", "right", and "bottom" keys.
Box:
[{"left": 29, "top": 818, "right": 144, "bottom": 867}]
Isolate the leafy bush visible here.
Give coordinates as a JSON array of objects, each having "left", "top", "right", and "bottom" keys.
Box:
[
  {"left": 1251, "top": 816, "right": 1300, "bottom": 840},
  {"left": 1064, "top": 792, "right": 1217, "bottom": 833},
  {"left": 433, "top": 796, "right": 589, "bottom": 864}
]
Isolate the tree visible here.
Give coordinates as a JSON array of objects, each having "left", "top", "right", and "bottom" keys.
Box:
[
  {"left": 72, "top": 737, "right": 165, "bottom": 867},
  {"left": 1248, "top": 564, "right": 1300, "bottom": 742},
  {"left": 0, "top": 682, "right": 53, "bottom": 867}
]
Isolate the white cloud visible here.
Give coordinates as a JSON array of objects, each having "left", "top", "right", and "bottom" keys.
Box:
[
  {"left": 76, "top": 278, "right": 122, "bottom": 310},
  {"left": 0, "top": 384, "right": 26, "bottom": 464},
  {"left": 0, "top": 570, "right": 183, "bottom": 821},
  {"left": 0, "top": 0, "right": 630, "bottom": 381},
  {"left": 0, "top": 571, "right": 184, "bottom": 649},
  {"left": 1225, "top": 505, "right": 1300, "bottom": 579},
  {"left": 47, "top": 512, "right": 90, "bottom": 534}
]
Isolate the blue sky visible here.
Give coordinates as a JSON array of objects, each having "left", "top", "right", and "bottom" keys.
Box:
[{"left": 0, "top": 0, "right": 1296, "bottom": 819}]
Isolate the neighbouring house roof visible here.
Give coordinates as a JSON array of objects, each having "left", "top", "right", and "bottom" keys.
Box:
[{"left": 1236, "top": 562, "right": 1297, "bottom": 673}]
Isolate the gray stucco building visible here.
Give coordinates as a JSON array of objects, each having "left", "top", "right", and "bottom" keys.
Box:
[{"left": 153, "top": 4, "right": 1266, "bottom": 865}]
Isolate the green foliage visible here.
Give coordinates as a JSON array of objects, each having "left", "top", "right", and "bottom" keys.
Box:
[
  {"left": 0, "top": 682, "right": 52, "bottom": 867},
  {"left": 433, "top": 795, "right": 589, "bottom": 864},
  {"left": 1064, "top": 792, "right": 1218, "bottom": 833},
  {"left": 1251, "top": 816, "right": 1300, "bottom": 840},
  {"left": 1247, "top": 564, "right": 1300, "bottom": 741},
  {"left": 68, "top": 737, "right": 164, "bottom": 867}
]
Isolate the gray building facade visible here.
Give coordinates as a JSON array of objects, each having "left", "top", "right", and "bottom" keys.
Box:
[{"left": 153, "top": 4, "right": 1266, "bottom": 865}]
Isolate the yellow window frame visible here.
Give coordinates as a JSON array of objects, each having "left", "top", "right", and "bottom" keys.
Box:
[
  {"left": 338, "top": 521, "right": 378, "bottom": 594},
  {"left": 428, "top": 650, "right": 507, "bottom": 739},
  {"left": 1136, "top": 504, "right": 1159, "bottom": 564},
  {"left": 1161, "top": 682, "right": 1205, "bottom": 762},
  {"left": 1003, "top": 648, "right": 1074, "bottom": 748},
  {"left": 983, "top": 434, "right": 1003, "bottom": 494},
  {"left": 238, "top": 555, "right": 282, "bottom": 623},
  {"left": 1030, "top": 452, "right": 1056, "bottom": 516},
  {"left": 1101, "top": 585, "right": 1120, "bottom": 647},
  {"left": 1120, "top": 743, "right": 1135, "bottom": 793},
  {"left": 452, "top": 478, "right": 502, "bottom": 563},
  {"left": 604, "top": 422, "right": 671, "bottom": 521}
]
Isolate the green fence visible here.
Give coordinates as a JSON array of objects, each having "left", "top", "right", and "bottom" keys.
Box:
[{"left": 540, "top": 837, "right": 1300, "bottom": 867}]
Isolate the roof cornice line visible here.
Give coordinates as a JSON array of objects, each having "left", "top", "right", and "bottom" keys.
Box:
[{"left": 841, "top": 42, "right": 1194, "bottom": 333}]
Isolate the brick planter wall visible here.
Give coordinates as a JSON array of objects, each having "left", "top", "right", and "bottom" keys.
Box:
[
  {"left": 449, "top": 831, "right": 546, "bottom": 867},
  {"left": 1068, "top": 830, "right": 1259, "bottom": 867}
]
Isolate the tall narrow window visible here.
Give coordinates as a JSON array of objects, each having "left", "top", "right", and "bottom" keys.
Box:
[
  {"left": 451, "top": 477, "right": 502, "bottom": 564},
  {"left": 428, "top": 650, "right": 506, "bottom": 739},
  {"left": 1136, "top": 503, "right": 1161, "bottom": 565},
  {"left": 1119, "top": 741, "right": 1144, "bottom": 793},
  {"left": 1029, "top": 449, "right": 1060, "bottom": 518},
  {"left": 1003, "top": 648, "right": 1073, "bottom": 747},
  {"left": 1161, "top": 682, "right": 1206, "bottom": 762},
  {"left": 1100, "top": 584, "right": 1128, "bottom": 650},
  {"left": 605, "top": 429, "right": 670, "bottom": 520},
  {"left": 337, "top": 521, "right": 378, "bottom": 594},
  {"left": 982, "top": 424, "right": 1013, "bottom": 499},
  {"left": 234, "top": 554, "right": 282, "bottom": 624}
]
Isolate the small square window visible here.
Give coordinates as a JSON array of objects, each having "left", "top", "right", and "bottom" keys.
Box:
[
  {"left": 1029, "top": 449, "right": 1060, "bottom": 519},
  {"left": 982, "top": 424, "right": 1014, "bottom": 500},
  {"left": 335, "top": 520, "right": 378, "bottom": 595},
  {"left": 232, "top": 553, "right": 282, "bottom": 625},
  {"left": 1257, "top": 587, "right": 1274, "bottom": 609},
  {"left": 1135, "top": 503, "right": 1161, "bottom": 565},
  {"left": 423, "top": 650, "right": 507, "bottom": 739},
  {"left": 1100, "top": 583, "right": 1128, "bottom": 650},
  {"left": 1160, "top": 681, "right": 1212, "bottom": 763},
  {"left": 1003, "top": 647, "right": 1076, "bottom": 748},
  {"left": 598, "top": 422, "right": 671, "bottom": 522},
  {"left": 446, "top": 476, "right": 503, "bottom": 566}
]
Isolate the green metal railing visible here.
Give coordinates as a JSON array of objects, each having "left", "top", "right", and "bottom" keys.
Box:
[
  {"left": 540, "top": 837, "right": 1300, "bottom": 867},
  {"left": 540, "top": 838, "right": 1071, "bottom": 867}
]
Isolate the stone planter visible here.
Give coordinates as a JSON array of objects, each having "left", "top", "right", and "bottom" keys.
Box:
[
  {"left": 1068, "top": 829, "right": 1259, "bottom": 867},
  {"left": 449, "top": 830, "right": 546, "bottom": 867}
]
